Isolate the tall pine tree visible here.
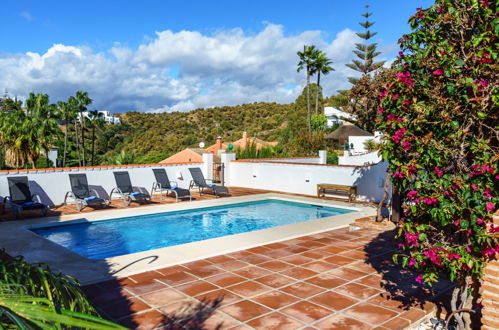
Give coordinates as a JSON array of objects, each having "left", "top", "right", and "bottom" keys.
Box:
[{"left": 346, "top": 4, "right": 385, "bottom": 84}]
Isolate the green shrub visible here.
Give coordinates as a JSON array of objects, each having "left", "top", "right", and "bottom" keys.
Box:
[
  {"left": 0, "top": 252, "right": 123, "bottom": 328},
  {"left": 326, "top": 151, "right": 339, "bottom": 165}
]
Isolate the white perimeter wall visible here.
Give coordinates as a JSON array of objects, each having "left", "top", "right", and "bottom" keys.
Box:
[
  {"left": 227, "top": 161, "right": 389, "bottom": 203},
  {"left": 338, "top": 152, "right": 381, "bottom": 166},
  {"left": 0, "top": 163, "right": 203, "bottom": 207},
  {"left": 242, "top": 157, "right": 322, "bottom": 164}
]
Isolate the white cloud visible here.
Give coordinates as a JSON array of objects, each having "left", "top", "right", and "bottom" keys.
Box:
[
  {"left": 0, "top": 24, "right": 392, "bottom": 113},
  {"left": 20, "top": 11, "right": 33, "bottom": 21}
]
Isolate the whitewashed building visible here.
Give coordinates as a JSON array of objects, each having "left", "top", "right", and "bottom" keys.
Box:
[
  {"left": 324, "top": 106, "right": 354, "bottom": 127},
  {"left": 80, "top": 110, "right": 120, "bottom": 124}
]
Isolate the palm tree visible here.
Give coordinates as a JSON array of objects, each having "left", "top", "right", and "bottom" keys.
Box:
[
  {"left": 56, "top": 101, "right": 77, "bottom": 167},
  {"left": 86, "top": 110, "right": 105, "bottom": 166},
  {"left": 0, "top": 110, "right": 31, "bottom": 168},
  {"left": 313, "top": 52, "right": 334, "bottom": 115},
  {"left": 297, "top": 45, "right": 319, "bottom": 132},
  {"left": 75, "top": 91, "right": 93, "bottom": 166},
  {"left": 25, "top": 93, "right": 60, "bottom": 168},
  {"left": 68, "top": 96, "right": 81, "bottom": 166},
  {"left": 0, "top": 93, "right": 60, "bottom": 169}
]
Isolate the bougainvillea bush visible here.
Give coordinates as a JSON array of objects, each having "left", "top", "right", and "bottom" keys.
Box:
[{"left": 375, "top": 0, "right": 498, "bottom": 326}]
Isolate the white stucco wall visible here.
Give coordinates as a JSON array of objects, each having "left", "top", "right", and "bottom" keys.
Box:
[
  {"left": 244, "top": 157, "right": 321, "bottom": 164},
  {"left": 0, "top": 163, "right": 203, "bottom": 207},
  {"left": 227, "top": 160, "right": 389, "bottom": 203},
  {"left": 348, "top": 136, "right": 378, "bottom": 153},
  {"left": 338, "top": 152, "right": 381, "bottom": 166}
]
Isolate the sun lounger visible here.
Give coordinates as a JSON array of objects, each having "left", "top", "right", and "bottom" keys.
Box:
[
  {"left": 5, "top": 176, "right": 48, "bottom": 217},
  {"left": 188, "top": 167, "right": 229, "bottom": 197},
  {"left": 110, "top": 171, "right": 151, "bottom": 206},
  {"left": 152, "top": 169, "right": 191, "bottom": 202},
  {"left": 64, "top": 174, "right": 108, "bottom": 211}
]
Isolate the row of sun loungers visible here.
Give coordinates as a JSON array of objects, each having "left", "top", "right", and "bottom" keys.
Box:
[{"left": 3, "top": 168, "right": 229, "bottom": 217}]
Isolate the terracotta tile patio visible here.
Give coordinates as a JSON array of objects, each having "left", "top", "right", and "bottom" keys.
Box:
[
  {"left": 83, "top": 226, "right": 453, "bottom": 329},
  {"left": 1, "top": 187, "right": 273, "bottom": 221}
]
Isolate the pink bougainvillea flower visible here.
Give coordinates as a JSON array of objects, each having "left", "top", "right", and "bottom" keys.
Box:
[
  {"left": 476, "top": 218, "right": 484, "bottom": 225},
  {"left": 402, "top": 140, "right": 412, "bottom": 151},
  {"left": 402, "top": 100, "right": 411, "bottom": 105},
  {"left": 448, "top": 252, "right": 461, "bottom": 260},
  {"left": 434, "top": 166, "right": 444, "bottom": 177},
  {"left": 393, "top": 171, "right": 405, "bottom": 179},
  {"left": 408, "top": 165, "right": 416, "bottom": 174},
  {"left": 471, "top": 184, "right": 478, "bottom": 190},
  {"left": 387, "top": 114, "right": 395, "bottom": 121},
  {"left": 393, "top": 130, "right": 406, "bottom": 144},
  {"left": 398, "top": 243, "right": 404, "bottom": 248},
  {"left": 396, "top": 71, "right": 414, "bottom": 86},
  {"left": 482, "top": 246, "right": 498, "bottom": 257},
  {"left": 393, "top": 94, "right": 399, "bottom": 100},
  {"left": 484, "top": 188, "right": 492, "bottom": 198},
  {"left": 423, "top": 197, "right": 439, "bottom": 206},
  {"left": 490, "top": 225, "right": 499, "bottom": 234},
  {"left": 407, "top": 190, "right": 418, "bottom": 199},
  {"left": 377, "top": 107, "right": 384, "bottom": 113},
  {"left": 399, "top": 51, "right": 404, "bottom": 56},
  {"left": 486, "top": 203, "right": 495, "bottom": 213},
  {"left": 415, "top": 275, "right": 423, "bottom": 283},
  {"left": 466, "top": 245, "right": 472, "bottom": 253},
  {"left": 432, "top": 68, "right": 444, "bottom": 75},
  {"left": 408, "top": 258, "right": 416, "bottom": 266},
  {"left": 405, "top": 232, "right": 419, "bottom": 247},
  {"left": 379, "top": 90, "right": 389, "bottom": 99}
]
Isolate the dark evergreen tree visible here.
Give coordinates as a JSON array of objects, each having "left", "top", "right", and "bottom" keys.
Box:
[{"left": 346, "top": 4, "right": 385, "bottom": 84}]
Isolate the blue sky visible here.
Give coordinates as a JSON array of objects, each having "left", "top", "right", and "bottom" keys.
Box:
[{"left": 1, "top": 0, "right": 434, "bottom": 112}]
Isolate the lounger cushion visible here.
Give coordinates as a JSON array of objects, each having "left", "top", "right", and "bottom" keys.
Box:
[
  {"left": 85, "top": 197, "right": 106, "bottom": 205},
  {"left": 20, "top": 202, "right": 46, "bottom": 211},
  {"left": 129, "top": 192, "right": 150, "bottom": 200}
]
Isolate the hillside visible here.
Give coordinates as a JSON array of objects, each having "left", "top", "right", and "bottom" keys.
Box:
[{"left": 99, "top": 102, "right": 295, "bottom": 163}]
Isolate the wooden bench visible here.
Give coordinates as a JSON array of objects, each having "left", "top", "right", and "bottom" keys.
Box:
[{"left": 317, "top": 183, "right": 357, "bottom": 202}]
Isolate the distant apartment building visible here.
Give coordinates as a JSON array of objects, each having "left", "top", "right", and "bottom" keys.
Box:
[
  {"left": 324, "top": 106, "right": 354, "bottom": 127},
  {"left": 80, "top": 110, "right": 120, "bottom": 124}
]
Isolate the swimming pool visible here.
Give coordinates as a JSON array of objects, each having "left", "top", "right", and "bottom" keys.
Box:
[{"left": 31, "top": 199, "right": 353, "bottom": 259}]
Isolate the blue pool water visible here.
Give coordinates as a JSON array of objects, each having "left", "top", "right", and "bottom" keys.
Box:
[{"left": 31, "top": 200, "right": 353, "bottom": 259}]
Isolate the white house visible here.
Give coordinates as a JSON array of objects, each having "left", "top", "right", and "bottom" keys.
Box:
[
  {"left": 324, "top": 106, "right": 354, "bottom": 127},
  {"left": 80, "top": 110, "right": 120, "bottom": 124}
]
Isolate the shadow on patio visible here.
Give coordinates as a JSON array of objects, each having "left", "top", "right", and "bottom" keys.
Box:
[{"left": 362, "top": 229, "right": 454, "bottom": 319}]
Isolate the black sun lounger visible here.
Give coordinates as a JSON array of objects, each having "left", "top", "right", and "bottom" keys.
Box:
[
  {"left": 110, "top": 171, "right": 151, "bottom": 206},
  {"left": 6, "top": 176, "right": 47, "bottom": 217},
  {"left": 188, "top": 167, "right": 229, "bottom": 197},
  {"left": 64, "top": 173, "right": 108, "bottom": 211}
]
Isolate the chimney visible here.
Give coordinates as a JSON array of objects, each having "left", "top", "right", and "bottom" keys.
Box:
[{"left": 216, "top": 136, "right": 223, "bottom": 150}]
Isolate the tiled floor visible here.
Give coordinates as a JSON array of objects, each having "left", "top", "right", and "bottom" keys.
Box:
[
  {"left": 0, "top": 187, "right": 271, "bottom": 221},
  {"left": 83, "top": 227, "right": 453, "bottom": 329}
]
